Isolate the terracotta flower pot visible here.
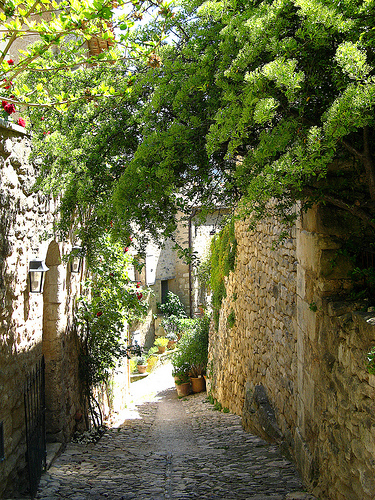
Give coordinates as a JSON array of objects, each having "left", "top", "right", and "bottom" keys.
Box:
[
  {"left": 137, "top": 365, "right": 147, "bottom": 374},
  {"left": 176, "top": 382, "right": 191, "bottom": 397},
  {"left": 158, "top": 346, "right": 166, "bottom": 354},
  {"left": 190, "top": 376, "right": 206, "bottom": 393}
]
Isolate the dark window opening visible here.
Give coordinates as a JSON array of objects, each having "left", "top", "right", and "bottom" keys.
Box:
[{"left": 161, "top": 280, "right": 169, "bottom": 304}]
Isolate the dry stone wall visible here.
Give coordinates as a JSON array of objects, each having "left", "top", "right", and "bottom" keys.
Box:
[
  {"left": 208, "top": 215, "right": 298, "bottom": 429},
  {"left": 0, "top": 122, "right": 83, "bottom": 497},
  {"left": 209, "top": 204, "right": 375, "bottom": 500}
]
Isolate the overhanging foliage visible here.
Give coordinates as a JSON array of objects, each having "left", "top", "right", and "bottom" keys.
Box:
[{"left": 27, "top": 0, "right": 375, "bottom": 255}]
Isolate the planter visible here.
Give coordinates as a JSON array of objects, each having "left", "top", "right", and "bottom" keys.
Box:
[
  {"left": 191, "top": 376, "right": 206, "bottom": 393},
  {"left": 137, "top": 365, "right": 147, "bottom": 374},
  {"left": 176, "top": 381, "right": 191, "bottom": 397},
  {"left": 157, "top": 346, "right": 166, "bottom": 354}
]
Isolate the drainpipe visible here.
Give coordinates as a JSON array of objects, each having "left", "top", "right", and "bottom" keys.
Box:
[{"left": 188, "top": 209, "right": 197, "bottom": 318}]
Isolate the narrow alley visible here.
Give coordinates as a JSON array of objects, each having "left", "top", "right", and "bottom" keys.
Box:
[{"left": 35, "top": 364, "right": 313, "bottom": 500}]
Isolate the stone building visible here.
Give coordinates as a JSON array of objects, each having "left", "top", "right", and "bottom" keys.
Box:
[
  {"left": 209, "top": 203, "right": 375, "bottom": 500},
  {"left": 0, "top": 121, "right": 84, "bottom": 497},
  {"left": 130, "top": 208, "right": 227, "bottom": 348}
]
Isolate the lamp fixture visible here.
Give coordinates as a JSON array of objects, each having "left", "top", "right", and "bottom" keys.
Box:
[
  {"left": 70, "top": 246, "right": 83, "bottom": 274},
  {"left": 29, "top": 259, "right": 49, "bottom": 293}
]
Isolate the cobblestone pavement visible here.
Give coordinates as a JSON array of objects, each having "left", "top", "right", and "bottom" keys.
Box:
[{"left": 36, "top": 365, "right": 313, "bottom": 500}]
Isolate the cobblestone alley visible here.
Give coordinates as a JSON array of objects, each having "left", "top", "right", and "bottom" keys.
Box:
[{"left": 35, "top": 364, "right": 315, "bottom": 500}]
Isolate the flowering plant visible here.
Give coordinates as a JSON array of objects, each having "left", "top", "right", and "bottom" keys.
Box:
[
  {"left": 76, "top": 235, "right": 149, "bottom": 390},
  {"left": 0, "top": 97, "right": 26, "bottom": 127}
]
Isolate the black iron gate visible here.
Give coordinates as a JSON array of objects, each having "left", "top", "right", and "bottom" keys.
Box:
[{"left": 24, "top": 356, "right": 46, "bottom": 499}]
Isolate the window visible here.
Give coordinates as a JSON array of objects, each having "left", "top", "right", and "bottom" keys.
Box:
[{"left": 161, "top": 280, "right": 169, "bottom": 304}]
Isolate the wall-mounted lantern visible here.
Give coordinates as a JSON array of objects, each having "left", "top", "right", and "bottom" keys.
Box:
[
  {"left": 70, "top": 246, "right": 83, "bottom": 274},
  {"left": 29, "top": 259, "right": 49, "bottom": 293}
]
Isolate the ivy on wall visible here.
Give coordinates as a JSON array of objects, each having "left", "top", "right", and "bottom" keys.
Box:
[{"left": 210, "top": 218, "right": 237, "bottom": 330}]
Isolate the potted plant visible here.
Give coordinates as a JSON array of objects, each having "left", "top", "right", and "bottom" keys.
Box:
[
  {"left": 166, "top": 332, "right": 178, "bottom": 349},
  {"left": 136, "top": 355, "right": 147, "bottom": 374},
  {"left": 183, "top": 315, "right": 210, "bottom": 393},
  {"left": 154, "top": 336, "right": 169, "bottom": 354},
  {"left": 172, "top": 362, "right": 191, "bottom": 397}
]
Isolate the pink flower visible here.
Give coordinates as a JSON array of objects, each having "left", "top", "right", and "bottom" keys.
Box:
[
  {"left": 4, "top": 102, "right": 15, "bottom": 114},
  {"left": 7, "top": 59, "right": 14, "bottom": 65},
  {"left": 17, "top": 117, "right": 26, "bottom": 127},
  {"left": 41, "top": 116, "right": 45, "bottom": 121}
]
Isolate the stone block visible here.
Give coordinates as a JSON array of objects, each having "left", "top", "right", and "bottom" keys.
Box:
[
  {"left": 297, "top": 299, "right": 317, "bottom": 341},
  {"left": 320, "top": 249, "right": 352, "bottom": 279}
]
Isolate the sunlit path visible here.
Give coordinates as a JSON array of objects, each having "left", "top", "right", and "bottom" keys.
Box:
[{"left": 35, "top": 364, "right": 312, "bottom": 500}]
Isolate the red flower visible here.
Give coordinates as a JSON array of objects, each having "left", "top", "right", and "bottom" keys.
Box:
[
  {"left": 17, "top": 117, "right": 26, "bottom": 127},
  {"left": 136, "top": 292, "right": 143, "bottom": 300},
  {"left": 109, "top": 272, "right": 114, "bottom": 277},
  {"left": 96, "top": 311, "right": 103, "bottom": 317},
  {"left": 41, "top": 116, "right": 45, "bottom": 121},
  {"left": 136, "top": 282, "right": 141, "bottom": 288},
  {"left": 7, "top": 59, "right": 14, "bottom": 65},
  {"left": 2, "top": 100, "right": 7, "bottom": 108},
  {"left": 3, "top": 79, "right": 12, "bottom": 89},
  {"left": 124, "top": 247, "right": 129, "bottom": 253},
  {"left": 4, "top": 102, "right": 15, "bottom": 114}
]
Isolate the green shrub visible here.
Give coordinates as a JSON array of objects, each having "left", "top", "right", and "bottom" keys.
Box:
[
  {"left": 210, "top": 218, "right": 237, "bottom": 330},
  {"left": 172, "top": 362, "right": 191, "bottom": 384},
  {"left": 227, "top": 309, "right": 236, "bottom": 328},
  {"left": 158, "top": 292, "right": 187, "bottom": 318},
  {"left": 367, "top": 347, "right": 375, "bottom": 375},
  {"left": 171, "top": 314, "right": 210, "bottom": 378},
  {"left": 129, "top": 357, "right": 138, "bottom": 373}
]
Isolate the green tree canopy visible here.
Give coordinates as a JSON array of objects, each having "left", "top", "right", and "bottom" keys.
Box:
[
  {"left": 27, "top": 0, "right": 375, "bottom": 254},
  {"left": 0, "top": 0, "right": 171, "bottom": 115},
  {"left": 205, "top": 0, "right": 375, "bottom": 233}
]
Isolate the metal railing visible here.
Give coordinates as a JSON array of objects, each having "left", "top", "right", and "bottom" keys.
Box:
[{"left": 24, "top": 356, "right": 46, "bottom": 499}]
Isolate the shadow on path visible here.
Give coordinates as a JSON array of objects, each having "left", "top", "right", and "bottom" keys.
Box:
[{"left": 35, "top": 364, "right": 306, "bottom": 500}]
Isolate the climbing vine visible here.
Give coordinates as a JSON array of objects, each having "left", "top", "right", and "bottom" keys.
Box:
[
  {"left": 209, "top": 218, "right": 237, "bottom": 330},
  {"left": 75, "top": 234, "right": 148, "bottom": 426}
]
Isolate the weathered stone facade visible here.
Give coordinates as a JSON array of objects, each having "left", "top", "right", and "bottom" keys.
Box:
[
  {"left": 208, "top": 215, "right": 297, "bottom": 421},
  {"left": 132, "top": 209, "right": 226, "bottom": 346},
  {"left": 0, "top": 122, "right": 83, "bottom": 497},
  {"left": 209, "top": 205, "right": 375, "bottom": 500}
]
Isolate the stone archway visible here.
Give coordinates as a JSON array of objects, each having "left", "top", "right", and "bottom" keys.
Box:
[{"left": 42, "top": 241, "right": 68, "bottom": 442}]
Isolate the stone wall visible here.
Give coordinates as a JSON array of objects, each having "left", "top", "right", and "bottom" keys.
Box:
[
  {"left": 208, "top": 214, "right": 297, "bottom": 426},
  {"left": 0, "top": 122, "right": 83, "bottom": 497},
  {"left": 209, "top": 204, "right": 375, "bottom": 500}
]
